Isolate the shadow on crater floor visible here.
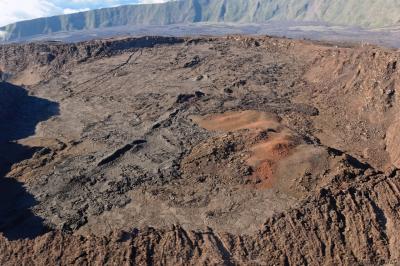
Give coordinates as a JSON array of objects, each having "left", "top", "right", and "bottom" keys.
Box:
[{"left": 0, "top": 82, "right": 59, "bottom": 240}]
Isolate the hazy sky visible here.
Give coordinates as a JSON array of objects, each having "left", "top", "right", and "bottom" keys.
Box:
[{"left": 0, "top": 0, "right": 172, "bottom": 27}]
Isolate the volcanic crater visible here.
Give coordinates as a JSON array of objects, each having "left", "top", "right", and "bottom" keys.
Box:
[{"left": 0, "top": 35, "right": 399, "bottom": 265}]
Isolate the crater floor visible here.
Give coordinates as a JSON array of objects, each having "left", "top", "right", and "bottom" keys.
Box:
[{"left": 0, "top": 36, "right": 400, "bottom": 265}]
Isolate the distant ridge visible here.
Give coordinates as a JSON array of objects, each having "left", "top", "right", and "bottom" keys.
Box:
[{"left": 1, "top": 0, "right": 400, "bottom": 42}]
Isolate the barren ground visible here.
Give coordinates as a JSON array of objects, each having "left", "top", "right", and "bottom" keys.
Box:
[{"left": 0, "top": 35, "right": 400, "bottom": 265}]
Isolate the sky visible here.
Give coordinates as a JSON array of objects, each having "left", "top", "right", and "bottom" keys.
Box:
[{"left": 0, "top": 0, "right": 172, "bottom": 27}]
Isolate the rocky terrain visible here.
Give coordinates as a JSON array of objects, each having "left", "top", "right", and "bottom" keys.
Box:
[
  {"left": 0, "top": 35, "right": 400, "bottom": 265},
  {"left": 6, "top": 22, "right": 400, "bottom": 50}
]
